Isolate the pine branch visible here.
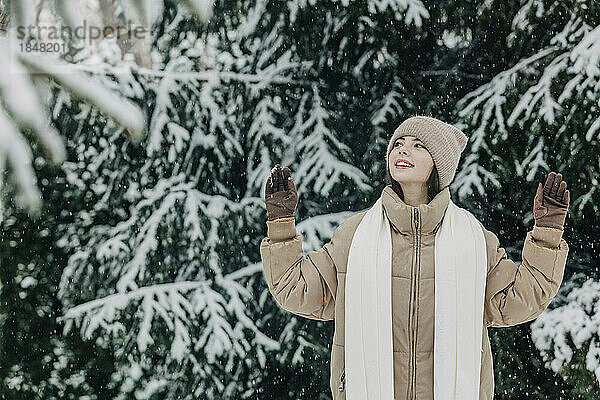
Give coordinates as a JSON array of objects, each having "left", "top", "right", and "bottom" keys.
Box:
[
  {"left": 64, "top": 63, "right": 314, "bottom": 87},
  {"left": 58, "top": 281, "right": 207, "bottom": 322}
]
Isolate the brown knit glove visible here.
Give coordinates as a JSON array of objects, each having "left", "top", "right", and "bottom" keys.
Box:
[
  {"left": 533, "top": 172, "right": 570, "bottom": 230},
  {"left": 264, "top": 164, "right": 298, "bottom": 221}
]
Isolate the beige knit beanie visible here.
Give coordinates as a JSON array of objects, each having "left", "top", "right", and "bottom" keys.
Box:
[{"left": 385, "top": 116, "right": 468, "bottom": 190}]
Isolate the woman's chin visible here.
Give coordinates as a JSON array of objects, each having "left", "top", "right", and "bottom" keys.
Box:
[
  {"left": 391, "top": 170, "right": 414, "bottom": 179},
  {"left": 392, "top": 176, "right": 425, "bottom": 185}
]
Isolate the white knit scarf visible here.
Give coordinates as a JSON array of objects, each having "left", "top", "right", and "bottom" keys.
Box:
[{"left": 345, "top": 195, "right": 487, "bottom": 400}]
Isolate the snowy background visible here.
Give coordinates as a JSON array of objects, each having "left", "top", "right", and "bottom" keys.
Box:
[{"left": 0, "top": 0, "right": 599, "bottom": 399}]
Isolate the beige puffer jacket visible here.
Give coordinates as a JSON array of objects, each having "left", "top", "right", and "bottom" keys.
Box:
[{"left": 260, "top": 184, "right": 569, "bottom": 400}]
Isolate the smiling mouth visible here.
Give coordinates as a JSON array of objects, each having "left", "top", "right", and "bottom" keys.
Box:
[{"left": 395, "top": 162, "right": 414, "bottom": 168}]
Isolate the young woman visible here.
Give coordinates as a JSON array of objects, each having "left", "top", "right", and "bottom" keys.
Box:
[{"left": 260, "top": 116, "right": 570, "bottom": 400}]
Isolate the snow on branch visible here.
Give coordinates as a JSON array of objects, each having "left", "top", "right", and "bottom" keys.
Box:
[
  {"left": 60, "top": 274, "right": 279, "bottom": 366},
  {"left": 531, "top": 278, "right": 600, "bottom": 384},
  {"left": 368, "top": 0, "right": 430, "bottom": 27},
  {"left": 58, "top": 177, "right": 280, "bottom": 367},
  {"left": 453, "top": 41, "right": 568, "bottom": 199},
  {"left": 0, "top": 36, "right": 146, "bottom": 220},
  {"left": 336, "top": 0, "right": 429, "bottom": 27},
  {"left": 246, "top": 95, "right": 292, "bottom": 196},
  {"left": 0, "top": 39, "right": 66, "bottom": 218},
  {"left": 370, "top": 78, "right": 411, "bottom": 127},
  {"left": 456, "top": 13, "right": 600, "bottom": 207},
  {"left": 18, "top": 52, "right": 146, "bottom": 142},
  {"left": 289, "top": 86, "right": 372, "bottom": 197},
  {"left": 296, "top": 210, "right": 359, "bottom": 252},
  {"left": 59, "top": 281, "right": 204, "bottom": 334},
  {"left": 0, "top": 109, "right": 44, "bottom": 214},
  {"left": 456, "top": 46, "right": 560, "bottom": 139},
  {"left": 66, "top": 62, "right": 312, "bottom": 87},
  {"left": 451, "top": 152, "right": 501, "bottom": 199}
]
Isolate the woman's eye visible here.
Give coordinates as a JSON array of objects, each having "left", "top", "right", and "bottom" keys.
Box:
[{"left": 395, "top": 142, "right": 424, "bottom": 149}]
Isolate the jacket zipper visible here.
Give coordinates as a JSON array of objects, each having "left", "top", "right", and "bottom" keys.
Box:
[
  {"left": 408, "top": 208, "right": 420, "bottom": 400},
  {"left": 338, "top": 370, "right": 345, "bottom": 392}
]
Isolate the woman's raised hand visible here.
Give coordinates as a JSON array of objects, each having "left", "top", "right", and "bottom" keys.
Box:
[
  {"left": 533, "top": 172, "right": 570, "bottom": 230},
  {"left": 264, "top": 164, "right": 299, "bottom": 221}
]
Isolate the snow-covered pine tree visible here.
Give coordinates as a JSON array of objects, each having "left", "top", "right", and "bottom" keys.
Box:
[
  {"left": 0, "top": 1, "right": 210, "bottom": 398},
  {"left": 0, "top": 0, "right": 158, "bottom": 222},
  {"left": 451, "top": 0, "right": 600, "bottom": 397},
  {"left": 0, "top": 0, "right": 217, "bottom": 222},
  {"left": 531, "top": 273, "right": 600, "bottom": 397},
  {"left": 453, "top": 0, "right": 599, "bottom": 212},
  {"left": 48, "top": 0, "right": 439, "bottom": 398},
  {"left": 6, "top": 0, "right": 594, "bottom": 398}
]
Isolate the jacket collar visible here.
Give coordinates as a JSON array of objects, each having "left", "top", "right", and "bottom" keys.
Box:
[{"left": 381, "top": 184, "right": 450, "bottom": 235}]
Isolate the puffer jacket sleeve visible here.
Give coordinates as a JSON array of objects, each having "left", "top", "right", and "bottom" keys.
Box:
[
  {"left": 479, "top": 221, "right": 569, "bottom": 328},
  {"left": 259, "top": 216, "right": 341, "bottom": 321}
]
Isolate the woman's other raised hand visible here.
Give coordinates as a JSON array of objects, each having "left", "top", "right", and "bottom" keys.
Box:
[
  {"left": 533, "top": 171, "right": 570, "bottom": 230},
  {"left": 264, "top": 164, "right": 298, "bottom": 221}
]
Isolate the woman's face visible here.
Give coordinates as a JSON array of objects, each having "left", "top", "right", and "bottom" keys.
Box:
[{"left": 388, "top": 135, "right": 434, "bottom": 186}]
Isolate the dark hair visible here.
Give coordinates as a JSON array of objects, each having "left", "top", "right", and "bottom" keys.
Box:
[{"left": 385, "top": 164, "right": 441, "bottom": 204}]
